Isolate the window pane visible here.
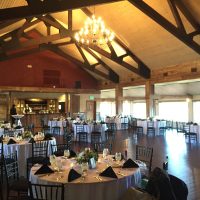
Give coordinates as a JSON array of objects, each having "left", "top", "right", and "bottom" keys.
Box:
[
  {"left": 193, "top": 101, "right": 200, "bottom": 123},
  {"left": 159, "top": 102, "right": 188, "bottom": 122},
  {"left": 100, "top": 102, "right": 116, "bottom": 119},
  {"left": 132, "top": 103, "right": 146, "bottom": 119}
]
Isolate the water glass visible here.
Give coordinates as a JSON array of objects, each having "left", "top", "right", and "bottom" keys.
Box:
[
  {"left": 103, "top": 148, "right": 109, "bottom": 159},
  {"left": 64, "top": 150, "right": 70, "bottom": 158}
]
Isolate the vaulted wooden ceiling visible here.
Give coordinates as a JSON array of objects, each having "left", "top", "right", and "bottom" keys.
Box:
[{"left": 0, "top": 0, "right": 200, "bottom": 84}]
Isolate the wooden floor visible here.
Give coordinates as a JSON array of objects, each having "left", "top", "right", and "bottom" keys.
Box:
[{"left": 62, "top": 129, "right": 200, "bottom": 200}]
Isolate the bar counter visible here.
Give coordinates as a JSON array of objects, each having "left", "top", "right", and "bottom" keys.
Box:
[{"left": 21, "top": 113, "right": 62, "bottom": 129}]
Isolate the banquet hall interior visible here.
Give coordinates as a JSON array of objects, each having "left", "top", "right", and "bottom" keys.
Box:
[{"left": 0, "top": 0, "right": 200, "bottom": 200}]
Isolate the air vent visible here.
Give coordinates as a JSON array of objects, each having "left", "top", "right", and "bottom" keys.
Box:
[
  {"left": 43, "top": 70, "right": 60, "bottom": 86},
  {"left": 191, "top": 67, "right": 197, "bottom": 73}
]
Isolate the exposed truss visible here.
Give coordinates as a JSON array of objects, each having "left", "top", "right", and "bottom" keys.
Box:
[
  {"left": 128, "top": 0, "right": 200, "bottom": 55},
  {"left": 0, "top": 6, "right": 151, "bottom": 82},
  {"left": 0, "top": 0, "right": 123, "bottom": 21}
]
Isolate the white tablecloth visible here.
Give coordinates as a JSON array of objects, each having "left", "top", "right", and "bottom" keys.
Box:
[
  {"left": 48, "top": 120, "right": 67, "bottom": 135},
  {"left": 137, "top": 120, "right": 166, "bottom": 135},
  {"left": 189, "top": 125, "right": 200, "bottom": 142},
  {"left": 73, "top": 124, "right": 107, "bottom": 142},
  {"left": 3, "top": 138, "right": 56, "bottom": 177},
  {"left": 105, "top": 118, "right": 129, "bottom": 130},
  {"left": 29, "top": 155, "right": 141, "bottom": 200}
]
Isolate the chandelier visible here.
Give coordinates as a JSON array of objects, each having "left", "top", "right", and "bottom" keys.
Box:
[{"left": 74, "top": 15, "right": 115, "bottom": 46}]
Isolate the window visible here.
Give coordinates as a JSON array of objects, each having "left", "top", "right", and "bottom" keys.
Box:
[
  {"left": 193, "top": 101, "right": 200, "bottom": 123},
  {"left": 159, "top": 102, "right": 188, "bottom": 122},
  {"left": 100, "top": 101, "right": 116, "bottom": 119},
  {"left": 123, "top": 101, "right": 146, "bottom": 118}
]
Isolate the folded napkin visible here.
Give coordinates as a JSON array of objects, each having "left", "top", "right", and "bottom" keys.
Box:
[
  {"left": 15, "top": 125, "right": 22, "bottom": 129},
  {"left": 122, "top": 158, "right": 139, "bottom": 168},
  {"left": 99, "top": 166, "right": 118, "bottom": 179},
  {"left": 83, "top": 122, "right": 88, "bottom": 125},
  {"left": 28, "top": 138, "right": 35, "bottom": 143},
  {"left": 7, "top": 138, "right": 16, "bottom": 145},
  {"left": 69, "top": 150, "right": 77, "bottom": 158},
  {"left": 68, "top": 168, "right": 81, "bottom": 182},
  {"left": 44, "top": 133, "right": 53, "bottom": 140},
  {"left": 34, "top": 164, "right": 54, "bottom": 175}
]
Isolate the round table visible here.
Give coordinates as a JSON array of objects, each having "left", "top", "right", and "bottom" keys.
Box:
[
  {"left": 29, "top": 155, "right": 141, "bottom": 200},
  {"left": 3, "top": 137, "right": 56, "bottom": 177}
]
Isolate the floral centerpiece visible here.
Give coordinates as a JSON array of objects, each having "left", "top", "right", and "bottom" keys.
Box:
[
  {"left": 76, "top": 148, "right": 98, "bottom": 164},
  {"left": 22, "top": 131, "right": 33, "bottom": 139}
]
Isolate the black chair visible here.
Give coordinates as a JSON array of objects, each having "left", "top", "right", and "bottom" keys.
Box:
[
  {"left": 26, "top": 140, "right": 49, "bottom": 178},
  {"left": 4, "top": 151, "right": 28, "bottom": 200},
  {"left": 166, "top": 120, "right": 173, "bottom": 130},
  {"left": 27, "top": 123, "right": 35, "bottom": 134},
  {"left": 75, "top": 125, "right": 88, "bottom": 143},
  {"left": 120, "top": 117, "right": 129, "bottom": 130},
  {"left": 29, "top": 182, "right": 64, "bottom": 200},
  {"left": 91, "top": 124, "right": 102, "bottom": 143},
  {"left": 136, "top": 145, "right": 153, "bottom": 173},
  {"left": 176, "top": 122, "right": 185, "bottom": 133},
  {"left": 43, "top": 125, "right": 51, "bottom": 134},
  {"left": 169, "top": 174, "right": 188, "bottom": 200},
  {"left": 63, "top": 131, "right": 73, "bottom": 150},
  {"left": 183, "top": 124, "right": 198, "bottom": 142},
  {"left": 147, "top": 121, "right": 155, "bottom": 136},
  {"left": 4, "top": 128, "right": 15, "bottom": 137},
  {"left": 159, "top": 126, "right": 166, "bottom": 135},
  {"left": 93, "top": 142, "right": 112, "bottom": 154},
  {"left": 106, "top": 123, "right": 117, "bottom": 132},
  {"left": 135, "top": 126, "right": 143, "bottom": 135},
  {"left": 51, "top": 143, "right": 69, "bottom": 157},
  {"left": 52, "top": 126, "right": 61, "bottom": 135}
]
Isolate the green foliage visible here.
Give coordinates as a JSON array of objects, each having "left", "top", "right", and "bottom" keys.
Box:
[{"left": 76, "top": 149, "right": 98, "bottom": 164}]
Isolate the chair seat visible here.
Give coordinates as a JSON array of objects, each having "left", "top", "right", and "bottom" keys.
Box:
[
  {"left": 184, "top": 132, "right": 197, "bottom": 135},
  {"left": 27, "top": 156, "right": 50, "bottom": 165},
  {"left": 9, "top": 178, "right": 28, "bottom": 191}
]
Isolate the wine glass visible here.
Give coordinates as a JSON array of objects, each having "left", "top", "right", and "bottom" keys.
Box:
[
  {"left": 64, "top": 150, "right": 70, "bottom": 158},
  {"left": 115, "top": 152, "right": 122, "bottom": 164}
]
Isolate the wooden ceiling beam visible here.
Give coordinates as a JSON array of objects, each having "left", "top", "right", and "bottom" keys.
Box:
[
  {"left": 0, "top": 19, "right": 22, "bottom": 30},
  {"left": 174, "top": 0, "right": 200, "bottom": 32},
  {"left": 128, "top": 0, "right": 200, "bottom": 55},
  {"left": 167, "top": 0, "right": 186, "bottom": 33},
  {"left": 1, "top": 31, "right": 75, "bottom": 51},
  {"left": 75, "top": 43, "right": 90, "bottom": 65},
  {"left": 68, "top": 10, "right": 72, "bottom": 30},
  {"left": 81, "top": 7, "right": 150, "bottom": 79},
  {"left": 48, "top": 44, "right": 116, "bottom": 82},
  {"left": 0, "top": 0, "right": 123, "bottom": 21},
  {"left": 81, "top": 45, "right": 119, "bottom": 83}
]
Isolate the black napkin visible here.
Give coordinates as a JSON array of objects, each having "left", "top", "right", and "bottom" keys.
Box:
[
  {"left": 34, "top": 164, "right": 54, "bottom": 175},
  {"left": 122, "top": 158, "right": 139, "bottom": 168},
  {"left": 69, "top": 150, "right": 77, "bottom": 158},
  {"left": 68, "top": 168, "right": 81, "bottom": 182},
  {"left": 7, "top": 138, "right": 16, "bottom": 145},
  {"left": 15, "top": 125, "right": 22, "bottom": 129},
  {"left": 44, "top": 133, "right": 53, "bottom": 140},
  {"left": 83, "top": 122, "right": 88, "bottom": 125},
  {"left": 99, "top": 166, "right": 118, "bottom": 179},
  {"left": 28, "top": 138, "right": 35, "bottom": 143}
]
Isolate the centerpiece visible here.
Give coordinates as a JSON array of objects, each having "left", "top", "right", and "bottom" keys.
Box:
[
  {"left": 76, "top": 148, "right": 98, "bottom": 165},
  {"left": 22, "top": 131, "right": 33, "bottom": 139}
]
